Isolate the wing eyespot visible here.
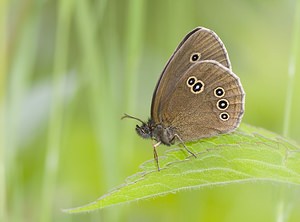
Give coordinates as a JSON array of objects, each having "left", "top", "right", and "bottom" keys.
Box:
[
  {"left": 214, "top": 87, "right": 225, "bottom": 98},
  {"left": 186, "top": 76, "right": 197, "bottom": 86},
  {"left": 186, "top": 76, "right": 205, "bottom": 94},
  {"left": 217, "top": 99, "right": 229, "bottom": 110},
  {"left": 190, "top": 53, "right": 201, "bottom": 63},
  {"left": 191, "top": 80, "right": 204, "bottom": 94},
  {"left": 219, "top": 112, "right": 230, "bottom": 121}
]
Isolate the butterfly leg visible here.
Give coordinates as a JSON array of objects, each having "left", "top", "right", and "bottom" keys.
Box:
[
  {"left": 152, "top": 141, "right": 161, "bottom": 171},
  {"left": 174, "top": 134, "right": 197, "bottom": 158}
]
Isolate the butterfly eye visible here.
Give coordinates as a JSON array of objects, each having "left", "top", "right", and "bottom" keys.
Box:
[
  {"left": 219, "top": 112, "right": 230, "bottom": 121},
  {"left": 217, "top": 99, "right": 229, "bottom": 110},
  {"left": 190, "top": 53, "right": 201, "bottom": 63},
  {"left": 191, "top": 80, "right": 204, "bottom": 94},
  {"left": 214, "top": 87, "right": 225, "bottom": 98},
  {"left": 187, "top": 76, "right": 197, "bottom": 86}
]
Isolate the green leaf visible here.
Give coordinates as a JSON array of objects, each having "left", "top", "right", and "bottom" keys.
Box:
[{"left": 64, "top": 124, "right": 300, "bottom": 213}]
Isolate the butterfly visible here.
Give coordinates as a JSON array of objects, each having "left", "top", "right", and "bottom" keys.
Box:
[{"left": 123, "top": 27, "right": 245, "bottom": 171}]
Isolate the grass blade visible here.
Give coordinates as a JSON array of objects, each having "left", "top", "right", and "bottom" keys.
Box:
[
  {"left": 40, "top": 1, "right": 73, "bottom": 221},
  {"left": 283, "top": 1, "right": 300, "bottom": 137},
  {"left": 0, "top": 0, "right": 8, "bottom": 221},
  {"left": 278, "top": 2, "right": 300, "bottom": 222}
]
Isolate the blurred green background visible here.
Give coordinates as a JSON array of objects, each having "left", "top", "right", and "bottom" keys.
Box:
[{"left": 2, "top": 0, "right": 300, "bottom": 221}]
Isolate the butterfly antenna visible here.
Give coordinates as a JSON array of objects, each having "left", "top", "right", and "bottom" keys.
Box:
[{"left": 121, "top": 113, "right": 146, "bottom": 124}]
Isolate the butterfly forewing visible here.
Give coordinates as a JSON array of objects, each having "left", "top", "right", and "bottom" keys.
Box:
[{"left": 151, "top": 27, "right": 231, "bottom": 123}]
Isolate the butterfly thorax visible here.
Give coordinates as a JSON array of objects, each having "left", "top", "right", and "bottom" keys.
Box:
[{"left": 135, "top": 119, "right": 175, "bottom": 146}]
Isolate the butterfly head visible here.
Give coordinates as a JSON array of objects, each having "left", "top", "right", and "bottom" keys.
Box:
[
  {"left": 135, "top": 122, "right": 152, "bottom": 139},
  {"left": 122, "top": 114, "right": 175, "bottom": 145},
  {"left": 121, "top": 113, "right": 153, "bottom": 139}
]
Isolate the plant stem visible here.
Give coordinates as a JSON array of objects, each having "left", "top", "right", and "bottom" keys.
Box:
[
  {"left": 278, "top": 1, "right": 300, "bottom": 222},
  {"left": 121, "top": 0, "right": 146, "bottom": 170},
  {"left": 0, "top": 1, "right": 8, "bottom": 221},
  {"left": 74, "top": 1, "right": 121, "bottom": 221},
  {"left": 40, "top": 1, "right": 73, "bottom": 221},
  {"left": 283, "top": 1, "right": 300, "bottom": 137}
]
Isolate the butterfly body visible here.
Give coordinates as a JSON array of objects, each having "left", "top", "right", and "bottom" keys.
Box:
[{"left": 136, "top": 119, "right": 175, "bottom": 146}]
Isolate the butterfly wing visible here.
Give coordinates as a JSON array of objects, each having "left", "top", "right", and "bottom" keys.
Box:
[
  {"left": 151, "top": 27, "right": 231, "bottom": 123},
  {"left": 159, "top": 60, "right": 245, "bottom": 142}
]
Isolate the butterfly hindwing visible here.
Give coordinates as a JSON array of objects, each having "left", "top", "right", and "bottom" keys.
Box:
[{"left": 159, "top": 60, "right": 245, "bottom": 141}]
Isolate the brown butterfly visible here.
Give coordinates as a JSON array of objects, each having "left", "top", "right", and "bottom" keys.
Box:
[{"left": 123, "top": 27, "right": 245, "bottom": 171}]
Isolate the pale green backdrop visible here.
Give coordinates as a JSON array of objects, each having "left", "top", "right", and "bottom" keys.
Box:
[{"left": 1, "top": 0, "right": 300, "bottom": 221}]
